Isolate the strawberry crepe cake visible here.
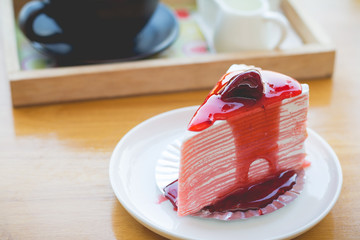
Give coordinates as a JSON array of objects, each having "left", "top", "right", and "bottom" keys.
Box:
[{"left": 163, "top": 65, "right": 309, "bottom": 220}]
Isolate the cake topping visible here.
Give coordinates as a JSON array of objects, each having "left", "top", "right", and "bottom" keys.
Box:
[
  {"left": 220, "top": 70, "right": 263, "bottom": 102},
  {"left": 188, "top": 66, "right": 302, "bottom": 131}
]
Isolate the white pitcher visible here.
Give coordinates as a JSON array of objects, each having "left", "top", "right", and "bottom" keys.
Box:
[{"left": 197, "top": 0, "right": 289, "bottom": 52}]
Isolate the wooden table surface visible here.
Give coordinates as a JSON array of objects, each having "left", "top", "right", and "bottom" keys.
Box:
[{"left": 1, "top": 0, "right": 359, "bottom": 239}]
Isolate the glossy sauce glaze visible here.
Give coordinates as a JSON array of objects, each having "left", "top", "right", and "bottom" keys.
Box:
[
  {"left": 164, "top": 170, "right": 299, "bottom": 212},
  {"left": 188, "top": 69, "right": 302, "bottom": 132}
]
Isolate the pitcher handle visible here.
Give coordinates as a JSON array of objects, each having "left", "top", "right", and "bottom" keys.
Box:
[{"left": 263, "top": 11, "right": 289, "bottom": 49}]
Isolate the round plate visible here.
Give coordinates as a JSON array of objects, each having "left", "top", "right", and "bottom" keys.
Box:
[
  {"left": 31, "top": 3, "right": 179, "bottom": 64},
  {"left": 109, "top": 106, "right": 342, "bottom": 240}
]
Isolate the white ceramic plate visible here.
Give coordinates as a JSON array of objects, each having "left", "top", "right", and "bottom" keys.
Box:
[{"left": 109, "top": 106, "right": 342, "bottom": 240}]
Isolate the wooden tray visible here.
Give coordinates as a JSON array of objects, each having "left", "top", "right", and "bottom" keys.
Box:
[{"left": 1, "top": 0, "right": 335, "bottom": 107}]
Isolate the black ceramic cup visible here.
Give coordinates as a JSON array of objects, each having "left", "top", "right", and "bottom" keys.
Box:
[{"left": 18, "top": 0, "right": 159, "bottom": 62}]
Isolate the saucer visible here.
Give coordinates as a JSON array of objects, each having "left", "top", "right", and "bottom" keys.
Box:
[
  {"left": 109, "top": 106, "right": 343, "bottom": 240},
  {"left": 30, "top": 3, "right": 179, "bottom": 64}
]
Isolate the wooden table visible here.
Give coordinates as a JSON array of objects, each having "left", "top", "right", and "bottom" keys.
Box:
[{"left": 1, "top": 0, "right": 359, "bottom": 239}]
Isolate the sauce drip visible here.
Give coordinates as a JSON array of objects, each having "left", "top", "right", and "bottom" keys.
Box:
[{"left": 164, "top": 170, "right": 298, "bottom": 213}]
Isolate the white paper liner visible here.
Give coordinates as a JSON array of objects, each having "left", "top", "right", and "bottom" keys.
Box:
[
  {"left": 155, "top": 139, "right": 181, "bottom": 192},
  {"left": 156, "top": 139, "right": 306, "bottom": 221}
]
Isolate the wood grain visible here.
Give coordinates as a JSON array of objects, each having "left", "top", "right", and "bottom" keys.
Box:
[{"left": 1, "top": 0, "right": 360, "bottom": 239}]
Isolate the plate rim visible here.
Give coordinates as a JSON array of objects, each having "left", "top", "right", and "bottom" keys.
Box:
[{"left": 109, "top": 106, "right": 343, "bottom": 240}]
